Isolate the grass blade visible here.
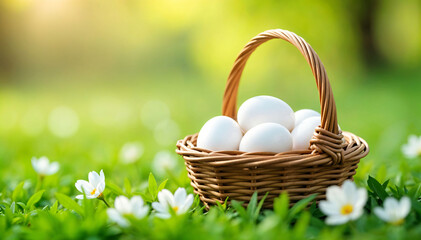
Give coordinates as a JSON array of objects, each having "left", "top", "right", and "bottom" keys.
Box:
[
  {"left": 12, "top": 182, "right": 25, "bottom": 202},
  {"left": 288, "top": 194, "right": 316, "bottom": 221},
  {"left": 26, "top": 190, "right": 45, "bottom": 210},
  {"left": 148, "top": 173, "right": 158, "bottom": 200}
]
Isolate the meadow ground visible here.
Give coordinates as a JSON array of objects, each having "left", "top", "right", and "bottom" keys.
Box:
[{"left": 0, "top": 69, "right": 421, "bottom": 239}]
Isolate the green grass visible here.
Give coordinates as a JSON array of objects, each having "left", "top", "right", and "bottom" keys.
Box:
[{"left": 0, "top": 70, "right": 421, "bottom": 239}]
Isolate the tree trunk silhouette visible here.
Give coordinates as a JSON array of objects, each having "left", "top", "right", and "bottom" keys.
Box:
[
  {"left": 0, "top": 9, "right": 15, "bottom": 82},
  {"left": 352, "top": 0, "right": 382, "bottom": 68}
]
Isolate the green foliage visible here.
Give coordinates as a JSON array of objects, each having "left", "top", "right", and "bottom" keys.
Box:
[
  {"left": 55, "top": 193, "right": 84, "bottom": 217},
  {"left": 26, "top": 190, "right": 45, "bottom": 210},
  {"left": 230, "top": 192, "right": 267, "bottom": 223},
  {"left": 123, "top": 178, "right": 132, "bottom": 197},
  {"left": 367, "top": 176, "right": 389, "bottom": 201},
  {"left": 12, "top": 182, "right": 25, "bottom": 202},
  {"left": 0, "top": 174, "right": 420, "bottom": 239},
  {"left": 142, "top": 173, "right": 168, "bottom": 202},
  {"left": 106, "top": 182, "right": 125, "bottom": 196},
  {"left": 289, "top": 194, "right": 316, "bottom": 221}
]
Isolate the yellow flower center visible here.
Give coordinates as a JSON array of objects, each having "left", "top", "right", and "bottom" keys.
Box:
[
  {"left": 392, "top": 218, "right": 404, "bottom": 226},
  {"left": 91, "top": 188, "right": 96, "bottom": 195},
  {"left": 172, "top": 206, "right": 179, "bottom": 212},
  {"left": 340, "top": 204, "right": 353, "bottom": 215}
]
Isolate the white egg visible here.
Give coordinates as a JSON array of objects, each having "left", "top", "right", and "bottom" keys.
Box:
[
  {"left": 237, "top": 95, "right": 295, "bottom": 132},
  {"left": 197, "top": 116, "right": 243, "bottom": 151},
  {"left": 239, "top": 123, "right": 292, "bottom": 153},
  {"left": 294, "top": 109, "right": 320, "bottom": 127},
  {"left": 291, "top": 116, "right": 321, "bottom": 150}
]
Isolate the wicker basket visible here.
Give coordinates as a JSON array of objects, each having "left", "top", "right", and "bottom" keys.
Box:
[{"left": 176, "top": 29, "right": 369, "bottom": 209}]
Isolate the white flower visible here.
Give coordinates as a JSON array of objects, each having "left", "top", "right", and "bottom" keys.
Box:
[
  {"left": 107, "top": 196, "right": 149, "bottom": 227},
  {"left": 319, "top": 180, "right": 367, "bottom": 225},
  {"left": 152, "top": 150, "right": 177, "bottom": 177},
  {"left": 31, "top": 156, "right": 59, "bottom": 176},
  {"left": 402, "top": 135, "right": 421, "bottom": 158},
  {"left": 152, "top": 188, "right": 194, "bottom": 219},
  {"left": 374, "top": 196, "right": 411, "bottom": 225},
  {"left": 119, "top": 142, "right": 144, "bottom": 164},
  {"left": 75, "top": 170, "right": 105, "bottom": 199}
]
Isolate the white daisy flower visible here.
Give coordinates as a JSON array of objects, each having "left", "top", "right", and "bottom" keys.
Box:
[
  {"left": 152, "top": 150, "right": 177, "bottom": 177},
  {"left": 119, "top": 142, "right": 144, "bottom": 164},
  {"left": 107, "top": 195, "right": 149, "bottom": 227},
  {"left": 152, "top": 188, "right": 194, "bottom": 219},
  {"left": 75, "top": 170, "right": 105, "bottom": 199},
  {"left": 374, "top": 196, "right": 411, "bottom": 225},
  {"left": 31, "top": 156, "right": 60, "bottom": 176},
  {"left": 402, "top": 135, "right": 421, "bottom": 159},
  {"left": 319, "top": 180, "right": 367, "bottom": 225}
]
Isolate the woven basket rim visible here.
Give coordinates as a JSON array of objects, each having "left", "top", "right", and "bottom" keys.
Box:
[{"left": 176, "top": 131, "right": 369, "bottom": 168}]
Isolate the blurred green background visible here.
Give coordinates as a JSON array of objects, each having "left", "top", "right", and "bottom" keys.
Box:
[{"left": 0, "top": 0, "right": 420, "bottom": 189}]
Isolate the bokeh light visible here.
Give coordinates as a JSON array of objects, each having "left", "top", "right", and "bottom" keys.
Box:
[
  {"left": 48, "top": 106, "right": 79, "bottom": 138},
  {"left": 152, "top": 150, "right": 178, "bottom": 177},
  {"left": 119, "top": 142, "right": 144, "bottom": 164}
]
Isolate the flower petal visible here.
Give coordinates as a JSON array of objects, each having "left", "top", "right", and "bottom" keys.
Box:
[
  {"left": 374, "top": 207, "right": 390, "bottom": 222},
  {"left": 89, "top": 171, "right": 101, "bottom": 187},
  {"left": 174, "top": 188, "right": 187, "bottom": 206},
  {"left": 384, "top": 197, "right": 399, "bottom": 211},
  {"left": 319, "top": 201, "right": 339, "bottom": 216},
  {"left": 96, "top": 181, "right": 105, "bottom": 194},
  {"left": 99, "top": 169, "right": 105, "bottom": 183},
  {"left": 342, "top": 180, "right": 358, "bottom": 203},
  {"left": 158, "top": 189, "right": 175, "bottom": 207},
  {"left": 325, "top": 214, "right": 349, "bottom": 225},
  {"left": 353, "top": 188, "right": 368, "bottom": 210},
  {"left": 31, "top": 157, "right": 39, "bottom": 172},
  {"left": 398, "top": 197, "right": 411, "bottom": 219},
  {"left": 178, "top": 194, "right": 194, "bottom": 214},
  {"left": 107, "top": 208, "right": 119, "bottom": 220},
  {"left": 152, "top": 202, "right": 166, "bottom": 213},
  {"left": 75, "top": 194, "right": 84, "bottom": 200},
  {"left": 32, "top": 156, "right": 49, "bottom": 174},
  {"left": 402, "top": 145, "right": 417, "bottom": 158},
  {"left": 130, "top": 196, "right": 145, "bottom": 214},
  {"left": 134, "top": 205, "right": 149, "bottom": 219},
  {"left": 155, "top": 212, "right": 171, "bottom": 219},
  {"left": 86, "top": 194, "right": 97, "bottom": 199},
  {"left": 38, "top": 156, "right": 50, "bottom": 169},
  {"left": 47, "top": 162, "right": 60, "bottom": 175},
  {"left": 402, "top": 135, "right": 421, "bottom": 158},
  {"left": 326, "top": 186, "right": 346, "bottom": 205},
  {"left": 115, "top": 196, "right": 131, "bottom": 214},
  {"left": 107, "top": 208, "right": 129, "bottom": 227},
  {"left": 75, "top": 180, "right": 92, "bottom": 193},
  {"left": 131, "top": 196, "right": 144, "bottom": 206},
  {"left": 342, "top": 180, "right": 356, "bottom": 193},
  {"left": 349, "top": 207, "right": 364, "bottom": 220}
]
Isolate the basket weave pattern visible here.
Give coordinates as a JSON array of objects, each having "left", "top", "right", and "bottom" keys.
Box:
[{"left": 176, "top": 29, "right": 369, "bottom": 208}]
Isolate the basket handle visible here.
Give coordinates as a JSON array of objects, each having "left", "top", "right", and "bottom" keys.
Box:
[{"left": 222, "top": 29, "right": 344, "bottom": 163}]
